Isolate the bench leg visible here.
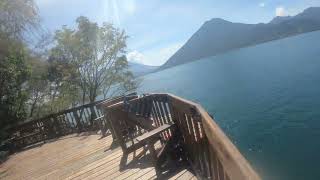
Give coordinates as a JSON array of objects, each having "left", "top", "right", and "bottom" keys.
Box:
[
  {"left": 147, "top": 141, "right": 161, "bottom": 177},
  {"left": 148, "top": 141, "right": 157, "bottom": 163}
]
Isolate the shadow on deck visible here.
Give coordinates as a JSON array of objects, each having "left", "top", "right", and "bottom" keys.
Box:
[{"left": 0, "top": 133, "right": 195, "bottom": 180}]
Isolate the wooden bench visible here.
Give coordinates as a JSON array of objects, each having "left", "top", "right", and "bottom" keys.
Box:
[
  {"left": 136, "top": 123, "right": 173, "bottom": 142},
  {"left": 135, "top": 123, "right": 174, "bottom": 163},
  {"left": 121, "top": 123, "right": 174, "bottom": 154},
  {"left": 132, "top": 123, "right": 177, "bottom": 176}
]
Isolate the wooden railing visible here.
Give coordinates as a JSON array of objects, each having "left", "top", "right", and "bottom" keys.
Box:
[
  {"left": 8, "top": 95, "right": 132, "bottom": 150},
  {"left": 103, "top": 93, "right": 260, "bottom": 180}
]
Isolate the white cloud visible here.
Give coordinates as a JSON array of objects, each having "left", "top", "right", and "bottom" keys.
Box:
[
  {"left": 276, "top": 7, "right": 286, "bottom": 16},
  {"left": 127, "top": 42, "right": 184, "bottom": 66},
  {"left": 127, "top": 50, "right": 145, "bottom": 64},
  {"left": 259, "top": 3, "right": 265, "bottom": 7}
]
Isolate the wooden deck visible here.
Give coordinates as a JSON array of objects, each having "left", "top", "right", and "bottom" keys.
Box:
[{"left": 0, "top": 133, "right": 195, "bottom": 180}]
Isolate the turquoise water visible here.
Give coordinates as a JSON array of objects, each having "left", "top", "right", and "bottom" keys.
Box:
[{"left": 138, "top": 31, "right": 320, "bottom": 180}]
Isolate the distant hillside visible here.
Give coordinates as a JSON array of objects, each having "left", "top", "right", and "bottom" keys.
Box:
[
  {"left": 160, "top": 7, "right": 320, "bottom": 70},
  {"left": 128, "top": 62, "right": 158, "bottom": 77}
]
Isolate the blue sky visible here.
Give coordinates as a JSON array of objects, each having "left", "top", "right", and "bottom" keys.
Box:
[{"left": 35, "top": 0, "right": 320, "bottom": 66}]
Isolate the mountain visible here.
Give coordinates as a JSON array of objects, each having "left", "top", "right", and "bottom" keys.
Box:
[
  {"left": 128, "top": 62, "right": 158, "bottom": 77},
  {"left": 160, "top": 7, "right": 320, "bottom": 70},
  {"left": 269, "top": 16, "right": 292, "bottom": 24}
]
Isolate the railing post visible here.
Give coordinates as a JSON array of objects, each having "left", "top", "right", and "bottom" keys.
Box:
[
  {"left": 53, "top": 116, "right": 61, "bottom": 137},
  {"left": 95, "top": 116, "right": 107, "bottom": 137},
  {"left": 99, "top": 118, "right": 107, "bottom": 137},
  {"left": 89, "top": 106, "right": 97, "bottom": 129},
  {"left": 73, "top": 110, "right": 83, "bottom": 132},
  {"left": 46, "top": 117, "right": 55, "bottom": 139},
  {"left": 53, "top": 116, "right": 62, "bottom": 136}
]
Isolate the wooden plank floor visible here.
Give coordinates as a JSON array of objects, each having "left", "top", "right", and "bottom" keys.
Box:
[{"left": 0, "top": 133, "right": 195, "bottom": 180}]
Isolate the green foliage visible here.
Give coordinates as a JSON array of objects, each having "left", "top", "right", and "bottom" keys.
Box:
[
  {"left": 0, "top": 47, "right": 30, "bottom": 130},
  {"left": 50, "top": 16, "right": 138, "bottom": 103},
  {"left": 0, "top": 0, "right": 39, "bottom": 41},
  {"left": 0, "top": 0, "right": 40, "bottom": 140},
  {"left": 0, "top": 0, "right": 139, "bottom": 142},
  {"left": 27, "top": 57, "right": 49, "bottom": 118}
]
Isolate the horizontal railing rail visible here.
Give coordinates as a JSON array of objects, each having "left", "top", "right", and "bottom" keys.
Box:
[
  {"left": 103, "top": 93, "right": 260, "bottom": 180},
  {"left": 8, "top": 94, "right": 136, "bottom": 150}
]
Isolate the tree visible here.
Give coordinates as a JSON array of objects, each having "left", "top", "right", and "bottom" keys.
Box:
[
  {"left": 0, "top": 46, "right": 30, "bottom": 133},
  {"left": 0, "top": 0, "right": 39, "bottom": 41},
  {"left": 50, "top": 16, "right": 138, "bottom": 103},
  {"left": 102, "top": 56, "right": 140, "bottom": 98},
  {"left": 0, "top": 0, "right": 40, "bottom": 140},
  {"left": 27, "top": 57, "right": 48, "bottom": 118}
]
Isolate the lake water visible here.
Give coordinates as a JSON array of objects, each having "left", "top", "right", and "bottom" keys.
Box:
[{"left": 138, "top": 31, "right": 320, "bottom": 180}]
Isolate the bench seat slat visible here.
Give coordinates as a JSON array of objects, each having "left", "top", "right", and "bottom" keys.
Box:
[{"left": 136, "top": 123, "right": 173, "bottom": 142}]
